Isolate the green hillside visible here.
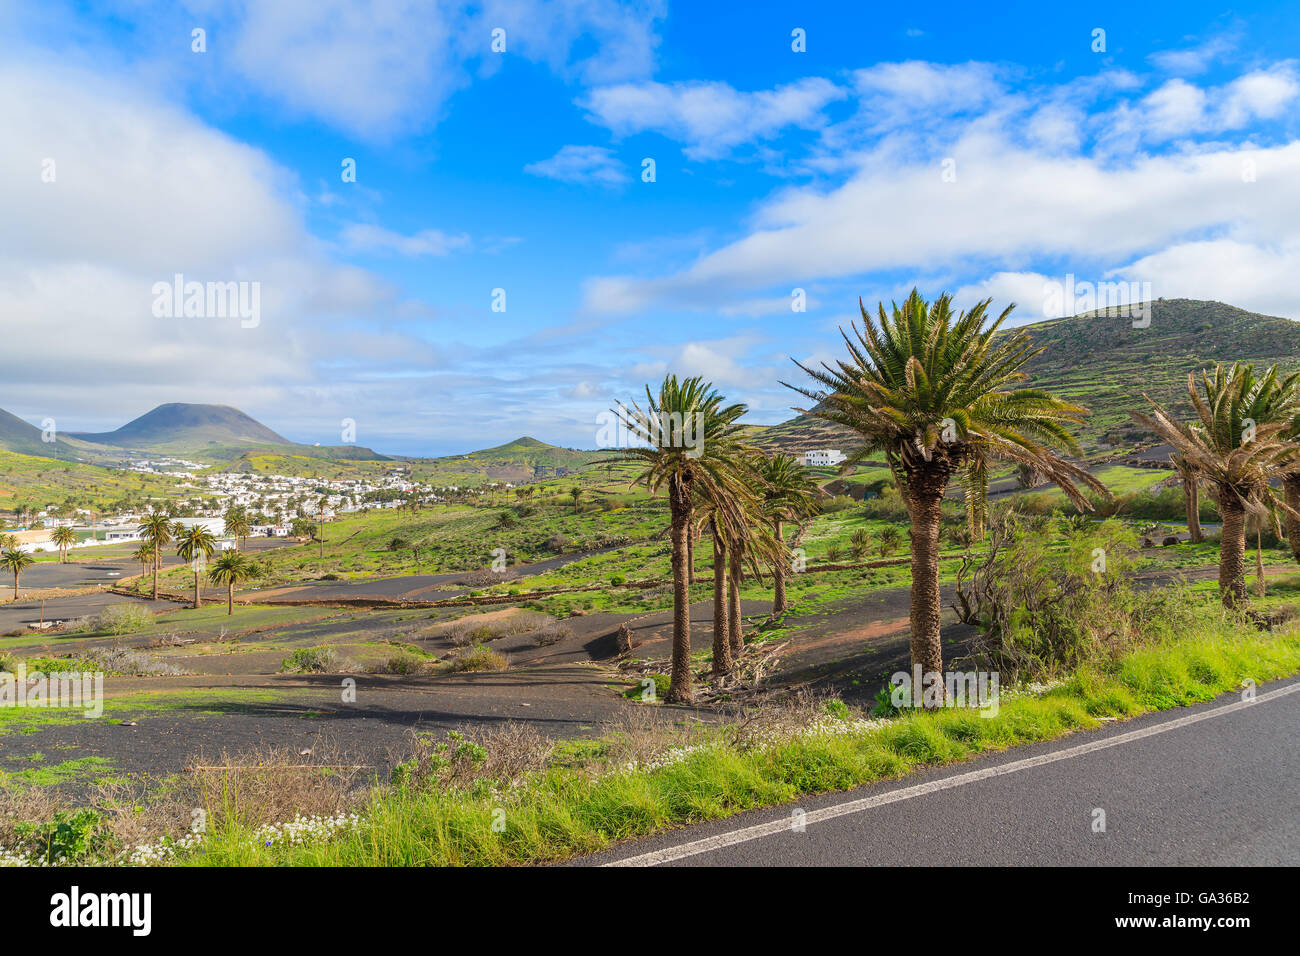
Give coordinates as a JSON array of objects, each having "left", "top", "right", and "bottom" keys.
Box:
[{"left": 753, "top": 298, "right": 1300, "bottom": 458}]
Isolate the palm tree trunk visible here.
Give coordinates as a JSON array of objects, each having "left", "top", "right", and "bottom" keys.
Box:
[
  {"left": 665, "top": 478, "right": 693, "bottom": 704},
  {"left": 193, "top": 570, "right": 202, "bottom": 609},
  {"left": 13, "top": 573, "right": 19, "bottom": 600},
  {"left": 1219, "top": 492, "right": 1248, "bottom": 608},
  {"left": 772, "top": 520, "right": 787, "bottom": 616},
  {"left": 228, "top": 583, "right": 234, "bottom": 615},
  {"left": 710, "top": 520, "right": 731, "bottom": 676},
  {"left": 906, "top": 484, "right": 945, "bottom": 704},
  {"left": 727, "top": 545, "right": 743, "bottom": 658},
  {"left": 1185, "top": 480, "right": 1203, "bottom": 544},
  {"left": 152, "top": 547, "right": 159, "bottom": 601},
  {"left": 1284, "top": 475, "right": 1300, "bottom": 564},
  {"left": 687, "top": 526, "right": 695, "bottom": 586},
  {"left": 1256, "top": 529, "right": 1266, "bottom": 598}
]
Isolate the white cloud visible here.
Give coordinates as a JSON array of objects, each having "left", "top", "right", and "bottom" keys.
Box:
[
  {"left": 1135, "top": 65, "right": 1299, "bottom": 141},
  {"left": 581, "top": 77, "right": 846, "bottom": 159},
  {"left": 851, "top": 61, "right": 1003, "bottom": 126},
  {"left": 1149, "top": 33, "right": 1238, "bottom": 75},
  {"left": 582, "top": 126, "right": 1300, "bottom": 317},
  {"left": 524, "top": 145, "right": 627, "bottom": 185},
  {"left": 340, "top": 224, "right": 471, "bottom": 257},
  {"left": 0, "top": 57, "right": 440, "bottom": 433}
]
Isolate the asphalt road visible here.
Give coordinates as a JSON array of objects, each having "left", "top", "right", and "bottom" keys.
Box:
[{"left": 585, "top": 675, "right": 1300, "bottom": 867}]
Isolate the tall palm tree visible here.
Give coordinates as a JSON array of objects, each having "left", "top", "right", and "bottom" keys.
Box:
[
  {"left": 1, "top": 548, "right": 34, "bottom": 600},
  {"left": 756, "top": 454, "right": 821, "bottom": 617},
  {"left": 223, "top": 505, "right": 251, "bottom": 550},
  {"left": 788, "top": 290, "right": 1105, "bottom": 693},
  {"left": 208, "top": 552, "right": 259, "bottom": 615},
  {"left": 51, "top": 525, "right": 76, "bottom": 563},
  {"left": 609, "top": 375, "right": 756, "bottom": 702},
  {"left": 1170, "top": 453, "right": 1204, "bottom": 544},
  {"left": 175, "top": 526, "right": 217, "bottom": 609},
  {"left": 1133, "top": 363, "right": 1300, "bottom": 607},
  {"left": 137, "top": 511, "right": 174, "bottom": 601}
]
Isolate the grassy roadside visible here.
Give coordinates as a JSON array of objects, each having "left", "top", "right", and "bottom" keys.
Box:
[{"left": 175, "top": 617, "right": 1300, "bottom": 867}]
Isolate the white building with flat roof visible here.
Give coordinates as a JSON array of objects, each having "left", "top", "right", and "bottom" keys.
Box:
[{"left": 803, "top": 449, "right": 846, "bottom": 467}]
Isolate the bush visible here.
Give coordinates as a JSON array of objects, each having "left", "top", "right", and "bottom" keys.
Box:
[
  {"left": 446, "top": 644, "right": 508, "bottom": 673},
  {"left": 953, "top": 514, "right": 1193, "bottom": 679},
  {"left": 82, "top": 647, "right": 189, "bottom": 677},
  {"left": 70, "top": 602, "right": 154, "bottom": 636},
  {"left": 279, "top": 647, "right": 341, "bottom": 674},
  {"left": 533, "top": 621, "right": 572, "bottom": 646}
]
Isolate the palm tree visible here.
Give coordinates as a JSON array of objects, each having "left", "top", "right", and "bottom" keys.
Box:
[
  {"left": 756, "top": 454, "right": 820, "bottom": 617},
  {"left": 692, "top": 497, "right": 733, "bottom": 676},
  {"left": 51, "top": 525, "right": 76, "bottom": 563},
  {"left": 316, "top": 496, "right": 329, "bottom": 558},
  {"left": 1133, "top": 363, "right": 1300, "bottom": 607},
  {"left": 223, "top": 505, "right": 251, "bottom": 550},
  {"left": 1, "top": 548, "right": 34, "bottom": 600},
  {"left": 878, "top": 525, "right": 903, "bottom": 557},
  {"left": 137, "top": 511, "right": 174, "bottom": 601},
  {"left": 1170, "top": 453, "right": 1204, "bottom": 544},
  {"left": 175, "top": 526, "right": 217, "bottom": 608},
  {"left": 609, "top": 375, "right": 756, "bottom": 702},
  {"left": 131, "top": 543, "right": 154, "bottom": 579},
  {"left": 208, "top": 552, "right": 259, "bottom": 615},
  {"left": 569, "top": 487, "right": 583, "bottom": 511},
  {"left": 788, "top": 290, "right": 1105, "bottom": 693}
]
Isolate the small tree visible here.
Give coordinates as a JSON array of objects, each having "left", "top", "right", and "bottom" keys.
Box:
[
  {"left": 1, "top": 549, "right": 35, "bottom": 600},
  {"left": 51, "top": 525, "right": 76, "bottom": 563},
  {"left": 208, "top": 552, "right": 259, "bottom": 615},
  {"left": 175, "top": 526, "right": 217, "bottom": 608}
]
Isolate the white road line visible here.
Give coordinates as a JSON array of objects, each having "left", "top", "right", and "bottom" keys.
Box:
[{"left": 603, "top": 679, "right": 1300, "bottom": 867}]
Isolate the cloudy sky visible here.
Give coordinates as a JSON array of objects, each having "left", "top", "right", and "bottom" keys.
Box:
[{"left": 2, "top": 0, "right": 1298, "bottom": 455}]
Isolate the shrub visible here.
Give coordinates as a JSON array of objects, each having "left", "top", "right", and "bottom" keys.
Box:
[
  {"left": 82, "top": 647, "right": 189, "bottom": 677},
  {"left": 533, "top": 621, "right": 572, "bottom": 646},
  {"left": 446, "top": 644, "right": 508, "bottom": 672},
  {"left": 953, "top": 516, "right": 1195, "bottom": 679},
  {"left": 279, "top": 647, "right": 340, "bottom": 674},
  {"left": 70, "top": 602, "right": 154, "bottom": 636}
]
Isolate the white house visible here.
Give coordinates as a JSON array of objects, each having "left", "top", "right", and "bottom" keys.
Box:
[
  {"left": 171, "top": 516, "right": 225, "bottom": 536},
  {"left": 803, "top": 449, "right": 847, "bottom": 467}
]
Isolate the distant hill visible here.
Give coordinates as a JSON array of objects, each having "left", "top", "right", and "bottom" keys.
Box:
[
  {"left": 72, "top": 403, "right": 290, "bottom": 450},
  {"left": 751, "top": 299, "right": 1300, "bottom": 457},
  {"left": 0, "top": 407, "right": 117, "bottom": 460}
]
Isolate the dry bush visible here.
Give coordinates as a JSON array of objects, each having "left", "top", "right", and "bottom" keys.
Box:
[
  {"left": 369, "top": 651, "right": 438, "bottom": 676},
  {"left": 599, "top": 707, "right": 700, "bottom": 771},
  {"left": 185, "top": 743, "right": 361, "bottom": 829},
  {"left": 428, "top": 610, "right": 555, "bottom": 648},
  {"left": 532, "top": 621, "right": 573, "bottom": 646},
  {"left": 391, "top": 722, "right": 554, "bottom": 791},
  {"left": 82, "top": 646, "right": 191, "bottom": 677}
]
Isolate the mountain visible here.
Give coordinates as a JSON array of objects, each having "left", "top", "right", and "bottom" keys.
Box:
[
  {"left": 0, "top": 407, "right": 117, "bottom": 459},
  {"left": 751, "top": 299, "right": 1300, "bottom": 457},
  {"left": 71, "top": 403, "right": 290, "bottom": 450}
]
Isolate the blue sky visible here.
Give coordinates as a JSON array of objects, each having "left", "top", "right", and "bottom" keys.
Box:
[{"left": 2, "top": 0, "right": 1299, "bottom": 455}]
